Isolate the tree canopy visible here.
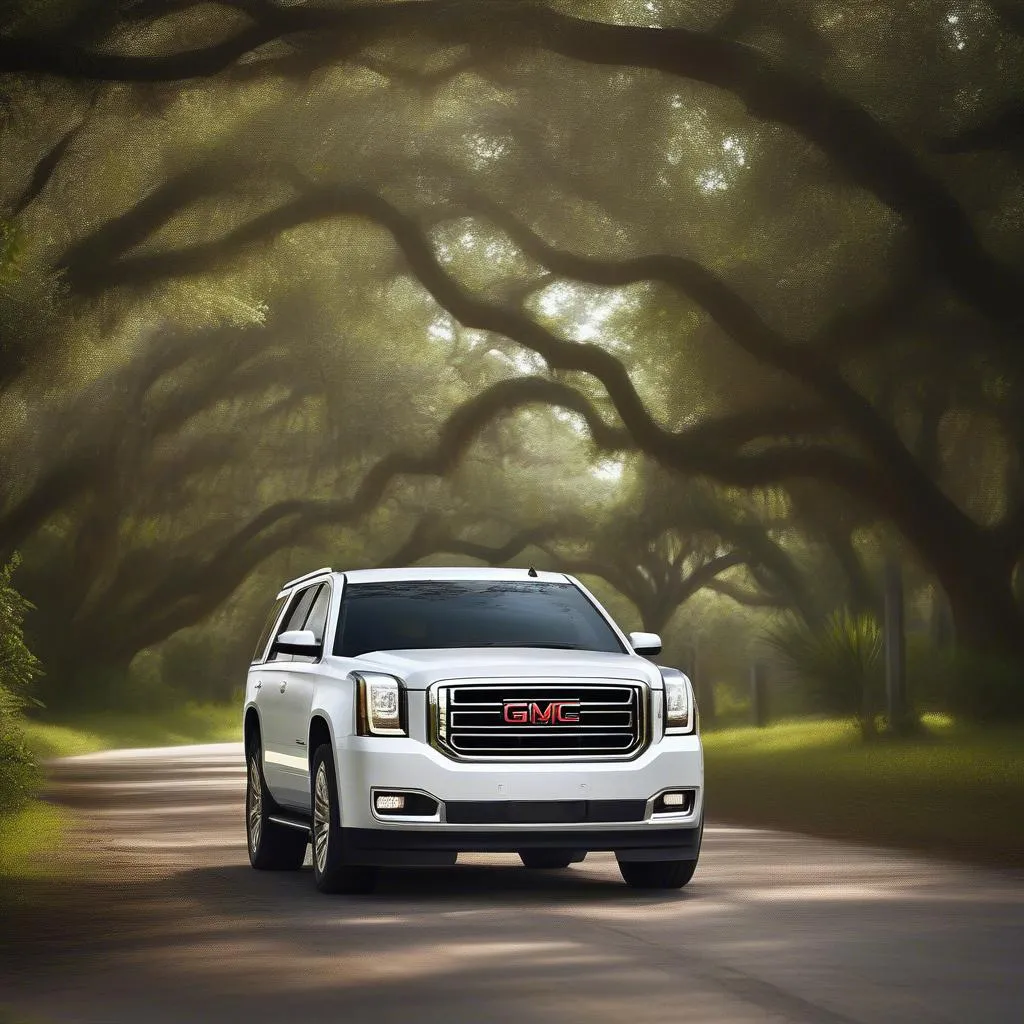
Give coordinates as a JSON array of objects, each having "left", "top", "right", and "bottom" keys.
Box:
[{"left": 2, "top": 0, "right": 1023, "bottom": 707}]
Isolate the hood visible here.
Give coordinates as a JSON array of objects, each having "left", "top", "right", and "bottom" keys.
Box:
[{"left": 336, "top": 646, "right": 665, "bottom": 691}]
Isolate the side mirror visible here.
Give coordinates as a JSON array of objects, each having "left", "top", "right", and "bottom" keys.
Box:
[
  {"left": 629, "top": 631, "right": 662, "bottom": 656},
  {"left": 274, "top": 629, "right": 321, "bottom": 656}
]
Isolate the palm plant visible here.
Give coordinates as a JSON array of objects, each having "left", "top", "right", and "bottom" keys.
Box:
[{"left": 764, "top": 610, "right": 884, "bottom": 740}]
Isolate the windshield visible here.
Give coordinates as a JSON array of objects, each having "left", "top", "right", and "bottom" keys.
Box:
[{"left": 334, "top": 580, "right": 625, "bottom": 657}]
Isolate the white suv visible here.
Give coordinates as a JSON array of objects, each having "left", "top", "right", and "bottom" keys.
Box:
[{"left": 243, "top": 566, "right": 703, "bottom": 894}]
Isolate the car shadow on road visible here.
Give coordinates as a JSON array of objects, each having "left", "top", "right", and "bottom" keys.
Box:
[
  {"left": 184, "top": 857, "right": 695, "bottom": 909},
  {"left": 1, "top": 855, "right": 697, "bottom": 963}
]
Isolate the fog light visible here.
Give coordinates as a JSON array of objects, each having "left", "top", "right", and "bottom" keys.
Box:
[
  {"left": 652, "top": 789, "right": 694, "bottom": 814},
  {"left": 375, "top": 793, "right": 406, "bottom": 811}
]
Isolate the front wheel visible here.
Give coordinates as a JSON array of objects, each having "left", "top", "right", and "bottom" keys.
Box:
[
  {"left": 617, "top": 857, "right": 698, "bottom": 889},
  {"left": 246, "top": 740, "right": 307, "bottom": 871},
  {"left": 311, "top": 744, "right": 376, "bottom": 895}
]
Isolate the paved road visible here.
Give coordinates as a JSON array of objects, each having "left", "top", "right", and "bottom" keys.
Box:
[{"left": 2, "top": 744, "right": 1023, "bottom": 1024}]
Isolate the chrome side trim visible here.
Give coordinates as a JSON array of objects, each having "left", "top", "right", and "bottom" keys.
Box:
[{"left": 268, "top": 814, "right": 312, "bottom": 834}]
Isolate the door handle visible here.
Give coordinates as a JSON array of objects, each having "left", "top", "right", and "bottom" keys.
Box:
[{"left": 280, "top": 681, "right": 287, "bottom": 693}]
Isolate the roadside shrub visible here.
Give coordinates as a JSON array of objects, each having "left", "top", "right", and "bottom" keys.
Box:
[
  {"left": 763, "top": 610, "right": 884, "bottom": 739},
  {"left": 0, "top": 555, "right": 42, "bottom": 816},
  {"left": 907, "top": 644, "right": 1024, "bottom": 724}
]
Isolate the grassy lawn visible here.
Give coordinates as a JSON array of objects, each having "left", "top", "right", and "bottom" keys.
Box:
[
  {"left": 0, "top": 800, "right": 73, "bottom": 918},
  {"left": 21, "top": 703, "right": 241, "bottom": 761},
  {"left": 0, "top": 801, "right": 69, "bottom": 884},
  {"left": 703, "top": 714, "right": 1024, "bottom": 867}
]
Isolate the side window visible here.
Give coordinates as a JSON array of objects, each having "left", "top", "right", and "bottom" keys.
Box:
[
  {"left": 251, "top": 595, "right": 287, "bottom": 664},
  {"left": 304, "top": 584, "right": 331, "bottom": 645},
  {"left": 291, "top": 584, "right": 330, "bottom": 665},
  {"left": 268, "top": 585, "right": 320, "bottom": 663}
]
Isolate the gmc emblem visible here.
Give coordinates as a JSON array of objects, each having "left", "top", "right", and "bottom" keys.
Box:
[{"left": 503, "top": 700, "right": 581, "bottom": 725}]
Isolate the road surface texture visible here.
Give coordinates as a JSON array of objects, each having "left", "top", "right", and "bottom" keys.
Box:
[{"left": 1, "top": 743, "right": 1022, "bottom": 1024}]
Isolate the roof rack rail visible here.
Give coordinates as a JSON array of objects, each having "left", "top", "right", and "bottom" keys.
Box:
[{"left": 281, "top": 566, "right": 333, "bottom": 590}]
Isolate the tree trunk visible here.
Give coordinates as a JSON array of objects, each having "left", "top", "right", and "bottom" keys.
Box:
[
  {"left": 640, "top": 601, "right": 673, "bottom": 638},
  {"left": 877, "top": 482, "right": 1024, "bottom": 665},
  {"left": 822, "top": 526, "right": 880, "bottom": 619},
  {"left": 934, "top": 552, "right": 1024, "bottom": 663}
]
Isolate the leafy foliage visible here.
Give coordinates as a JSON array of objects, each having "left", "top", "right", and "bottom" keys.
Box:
[
  {"left": 0, "top": 555, "right": 41, "bottom": 816},
  {"left": 764, "top": 610, "right": 884, "bottom": 738},
  {"left": 0, "top": 0, "right": 1023, "bottom": 715}
]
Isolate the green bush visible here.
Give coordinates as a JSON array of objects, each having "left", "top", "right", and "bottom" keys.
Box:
[
  {"left": 908, "top": 643, "right": 1024, "bottom": 723},
  {"left": 0, "top": 556, "right": 42, "bottom": 816},
  {"left": 763, "top": 610, "right": 884, "bottom": 738}
]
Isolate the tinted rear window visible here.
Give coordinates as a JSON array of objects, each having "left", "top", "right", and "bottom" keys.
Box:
[{"left": 334, "top": 580, "right": 624, "bottom": 657}]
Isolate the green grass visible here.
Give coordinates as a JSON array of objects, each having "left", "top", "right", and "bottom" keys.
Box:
[
  {"left": 0, "top": 800, "right": 73, "bottom": 922},
  {"left": 703, "top": 714, "right": 1024, "bottom": 866},
  {"left": 21, "top": 703, "right": 241, "bottom": 761},
  {"left": 0, "top": 801, "right": 69, "bottom": 883}
]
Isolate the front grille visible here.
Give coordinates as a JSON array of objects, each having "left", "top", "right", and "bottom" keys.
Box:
[{"left": 430, "top": 681, "right": 647, "bottom": 761}]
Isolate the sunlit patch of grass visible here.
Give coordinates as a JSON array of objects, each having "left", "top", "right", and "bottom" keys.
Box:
[
  {"left": 704, "top": 716, "right": 860, "bottom": 754},
  {"left": 0, "top": 801, "right": 71, "bottom": 887},
  {"left": 21, "top": 703, "right": 241, "bottom": 761},
  {"left": 703, "top": 716, "right": 1024, "bottom": 866}
]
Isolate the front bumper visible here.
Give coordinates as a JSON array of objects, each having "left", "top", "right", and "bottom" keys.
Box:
[
  {"left": 338, "top": 823, "right": 703, "bottom": 867},
  {"left": 332, "top": 732, "right": 703, "bottom": 865}
]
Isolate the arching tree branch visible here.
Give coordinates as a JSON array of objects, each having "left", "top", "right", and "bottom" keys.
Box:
[
  {"left": 77, "top": 183, "right": 985, "bottom": 566},
  {"left": 376, "top": 515, "right": 561, "bottom": 569},
  {"left": 708, "top": 577, "right": 790, "bottom": 609},
  {"left": 11, "top": 95, "right": 97, "bottom": 216},
  {"left": 9, "top": 0, "right": 1022, "bottom": 333}
]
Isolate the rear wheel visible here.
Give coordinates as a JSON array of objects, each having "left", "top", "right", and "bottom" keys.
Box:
[
  {"left": 311, "top": 744, "right": 376, "bottom": 895},
  {"left": 518, "top": 850, "right": 578, "bottom": 870},
  {"left": 246, "top": 738, "right": 307, "bottom": 871}
]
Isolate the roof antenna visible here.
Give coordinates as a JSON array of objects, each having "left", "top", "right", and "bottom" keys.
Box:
[{"left": 527, "top": 565, "right": 538, "bottom": 577}]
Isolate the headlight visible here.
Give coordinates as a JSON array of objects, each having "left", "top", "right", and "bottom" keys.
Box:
[
  {"left": 663, "top": 672, "right": 696, "bottom": 735},
  {"left": 355, "top": 673, "right": 406, "bottom": 736}
]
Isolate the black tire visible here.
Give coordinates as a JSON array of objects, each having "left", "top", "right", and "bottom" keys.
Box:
[
  {"left": 617, "top": 857, "right": 698, "bottom": 889},
  {"left": 311, "top": 744, "right": 376, "bottom": 895},
  {"left": 246, "top": 738, "right": 308, "bottom": 871},
  {"left": 518, "top": 849, "right": 578, "bottom": 870},
  {"left": 618, "top": 816, "right": 703, "bottom": 890}
]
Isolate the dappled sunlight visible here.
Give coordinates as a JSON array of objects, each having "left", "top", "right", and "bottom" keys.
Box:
[
  {"left": 592, "top": 457, "right": 625, "bottom": 483},
  {"left": 3, "top": 746, "right": 1023, "bottom": 1024},
  {"left": 2, "top": 1, "right": 1023, "bottom": 1020},
  {"left": 111, "top": 934, "right": 605, "bottom": 994},
  {"left": 535, "top": 281, "right": 634, "bottom": 346},
  {"left": 733, "top": 883, "right": 1024, "bottom": 904}
]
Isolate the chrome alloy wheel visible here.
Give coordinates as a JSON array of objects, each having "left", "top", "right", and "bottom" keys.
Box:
[
  {"left": 313, "top": 761, "right": 331, "bottom": 874},
  {"left": 247, "top": 756, "right": 263, "bottom": 853}
]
